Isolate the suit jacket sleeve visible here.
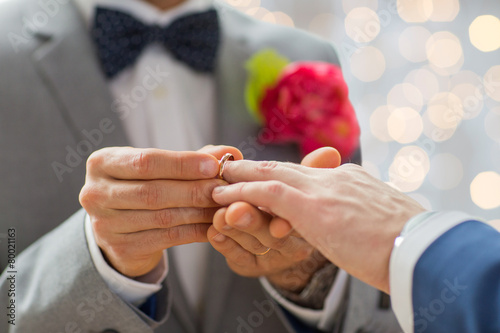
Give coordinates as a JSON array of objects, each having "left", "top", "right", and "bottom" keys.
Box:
[
  {"left": 389, "top": 211, "right": 500, "bottom": 333},
  {"left": 0, "top": 209, "right": 170, "bottom": 333}
]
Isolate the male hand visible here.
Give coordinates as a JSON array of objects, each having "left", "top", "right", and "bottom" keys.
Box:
[
  {"left": 208, "top": 148, "right": 342, "bottom": 292},
  {"left": 79, "top": 146, "right": 242, "bottom": 278},
  {"left": 212, "top": 148, "right": 426, "bottom": 294}
]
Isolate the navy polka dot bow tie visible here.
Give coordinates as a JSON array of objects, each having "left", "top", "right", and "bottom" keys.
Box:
[{"left": 92, "top": 7, "right": 220, "bottom": 79}]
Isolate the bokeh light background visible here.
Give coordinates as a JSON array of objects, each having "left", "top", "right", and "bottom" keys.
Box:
[{"left": 225, "top": 0, "right": 500, "bottom": 223}]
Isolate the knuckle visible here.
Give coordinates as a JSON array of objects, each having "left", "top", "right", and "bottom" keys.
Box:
[
  {"left": 339, "top": 163, "right": 363, "bottom": 178},
  {"left": 98, "top": 234, "right": 127, "bottom": 260},
  {"left": 191, "top": 182, "right": 212, "bottom": 206},
  {"left": 86, "top": 150, "right": 105, "bottom": 172},
  {"left": 91, "top": 217, "right": 109, "bottom": 236},
  {"left": 265, "top": 181, "right": 285, "bottom": 196},
  {"left": 293, "top": 247, "right": 314, "bottom": 262},
  {"left": 138, "top": 182, "right": 161, "bottom": 207},
  {"left": 256, "top": 160, "right": 280, "bottom": 175},
  {"left": 79, "top": 184, "right": 103, "bottom": 209},
  {"left": 190, "top": 183, "right": 202, "bottom": 206},
  {"left": 174, "top": 152, "right": 187, "bottom": 177},
  {"left": 110, "top": 242, "right": 129, "bottom": 261},
  {"left": 202, "top": 207, "right": 217, "bottom": 221},
  {"left": 155, "top": 209, "right": 173, "bottom": 228},
  {"left": 132, "top": 150, "right": 154, "bottom": 177},
  {"left": 163, "top": 226, "right": 182, "bottom": 241},
  {"left": 191, "top": 224, "right": 209, "bottom": 241}
]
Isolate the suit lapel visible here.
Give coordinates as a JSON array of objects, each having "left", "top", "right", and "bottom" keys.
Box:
[
  {"left": 28, "top": 1, "right": 128, "bottom": 147},
  {"left": 213, "top": 2, "right": 301, "bottom": 163},
  {"left": 213, "top": 4, "right": 260, "bottom": 149}
]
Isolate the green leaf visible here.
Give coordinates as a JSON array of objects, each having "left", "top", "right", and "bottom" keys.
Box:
[{"left": 244, "top": 49, "right": 290, "bottom": 123}]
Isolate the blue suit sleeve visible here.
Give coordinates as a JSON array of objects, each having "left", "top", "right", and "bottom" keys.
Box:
[{"left": 412, "top": 221, "right": 500, "bottom": 333}]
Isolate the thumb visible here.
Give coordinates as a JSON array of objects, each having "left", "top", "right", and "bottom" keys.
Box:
[{"left": 301, "top": 147, "right": 341, "bottom": 169}]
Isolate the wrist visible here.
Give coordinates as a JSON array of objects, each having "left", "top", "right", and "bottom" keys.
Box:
[
  {"left": 266, "top": 250, "right": 330, "bottom": 297},
  {"left": 101, "top": 249, "right": 164, "bottom": 278},
  {"left": 272, "top": 263, "right": 339, "bottom": 310}
]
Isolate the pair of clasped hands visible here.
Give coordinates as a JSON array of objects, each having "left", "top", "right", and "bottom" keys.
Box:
[{"left": 80, "top": 145, "right": 424, "bottom": 293}]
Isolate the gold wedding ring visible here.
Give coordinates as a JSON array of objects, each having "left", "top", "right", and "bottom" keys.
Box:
[
  {"left": 218, "top": 153, "right": 234, "bottom": 180},
  {"left": 255, "top": 248, "right": 271, "bottom": 256}
]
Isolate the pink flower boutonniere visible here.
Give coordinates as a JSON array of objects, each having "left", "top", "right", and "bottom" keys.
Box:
[{"left": 245, "top": 49, "right": 360, "bottom": 161}]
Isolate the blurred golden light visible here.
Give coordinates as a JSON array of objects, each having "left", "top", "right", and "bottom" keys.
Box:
[
  {"left": 469, "top": 15, "right": 500, "bottom": 52},
  {"left": 245, "top": 6, "right": 272, "bottom": 20},
  {"left": 399, "top": 26, "right": 432, "bottom": 63},
  {"left": 451, "top": 70, "right": 483, "bottom": 87},
  {"left": 387, "top": 107, "right": 423, "bottom": 143},
  {"left": 350, "top": 46, "right": 386, "bottom": 82},
  {"left": 387, "top": 83, "right": 424, "bottom": 112},
  {"left": 428, "top": 153, "right": 463, "bottom": 190},
  {"left": 404, "top": 68, "right": 440, "bottom": 102},
  {"left": 260, "top": 12, "right": 276, "bottom": 24},
  {"left": 370, "top": 105, "right": 394, "bottom": 142},
  {"left": 342, "top": 0, "right": 378, "bottom": 14},
  {"left": 427, "top": 92, "right": 464, "bottom": 129},
  {"left": 432, "top": 58, "right": 464, "bottom": 76},
  {"left": 485, "top": 110, "right": 500, "bottom": 143},
  {"left": 308, "top": 13, "right": 338, "bottom": 40},
  {"left": 422, "top": 111, "right": 457, "bottom": 142},
  {"left": 225, "top": 0, "right": 257, "bottom": 7},
  {"left": 397, "top": 0, "right": 433, "bottom": 23},
  {"left": 344, "top": 7, "right": 380, "bottom": 43},
  {"left": 426, "top": 31, "right": 463, "bottom": 70},
  {"left": 484, "top": 65, "right": 500, "bottom": 102},
  {"left": 259, "top": 11, "right": 295, "bottom": 27},
  {"left": 451, "top": 83, "right": 484, "bottom": 120},
  {"left": 272, "top": 11, "right": 294, "bottom": 27},
  {"left": 470, "top": 171, "right": 500, "bottom": 209},
  {"left": 389, "top": 146, "right": 430, "bottom": 193},
  {"left": 429, "top": 0, "right": 460, "bottom": 22}
]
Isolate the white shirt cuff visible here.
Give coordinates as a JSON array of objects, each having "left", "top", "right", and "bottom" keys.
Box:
[
  {"left": 84, "top": 214, "right": 168, "bottom": 306},
  {"left": 259, "top": 269, "right": 348, "bottom": 331},
  {"left": 389, "top": 211, "right": 479, "bottom": 333}
]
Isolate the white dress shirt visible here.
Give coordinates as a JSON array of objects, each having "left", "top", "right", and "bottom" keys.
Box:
[
  {"left": 74, "top": 0, "right": 346, "bottom": 328},
  {"left": 390, "top": 211, "right": 478, "bottom": 332}
]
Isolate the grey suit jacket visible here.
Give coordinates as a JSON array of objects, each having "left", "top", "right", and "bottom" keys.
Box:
[{"left": 0, "top": 0, "right": 401, "bottom": 332}]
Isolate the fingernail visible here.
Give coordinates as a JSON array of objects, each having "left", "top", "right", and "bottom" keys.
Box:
[
  {"left": 234, "top": 213, "right": 252, "bottom": 229},
  {"left": 200, "top": 159, "right": 218, "bottom": 177},
  {"left": 213, "top": 186, "right": 227, "bottom": 195},
  {"left": 212, "top": 233, "right": 227, "bottom": 243},
  {"left": 222, "top": 224, "right": 233, "bottom": 231}
]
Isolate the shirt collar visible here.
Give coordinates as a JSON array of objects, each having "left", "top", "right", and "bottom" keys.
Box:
[{"left": 74, "top": 0, "right": 214, "bottom": 28}]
